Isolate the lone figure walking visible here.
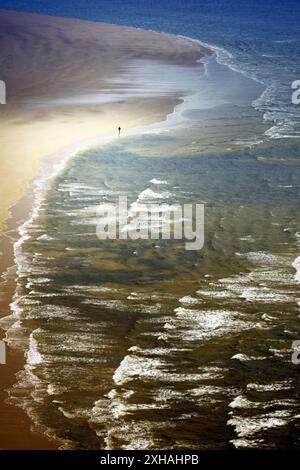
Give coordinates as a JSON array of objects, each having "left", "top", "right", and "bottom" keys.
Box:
[{"left": 118, "top": 126, "right": 121, "bottom": 136}]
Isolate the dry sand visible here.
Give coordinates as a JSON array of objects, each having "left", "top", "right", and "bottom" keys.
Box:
[{"left": 0, "top": 9, "right": 208, "bottom": 449}]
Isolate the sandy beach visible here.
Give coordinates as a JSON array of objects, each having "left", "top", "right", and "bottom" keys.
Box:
[
  {"left": 0, "top": 9, "right": 208, "bottom": 449},
  {"left": 0, "top": 9, "right": 208, "bottom": 235}
]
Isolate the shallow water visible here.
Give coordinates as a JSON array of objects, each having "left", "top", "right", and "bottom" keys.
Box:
[{"left": 3, "top": 128, "right": 300, "bottom": 448}]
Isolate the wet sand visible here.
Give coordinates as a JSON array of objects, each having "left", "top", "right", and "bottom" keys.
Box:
[
  {"left": 0, "top": 9, "right": 208, "bottom": 449},
  {"left": 0, "top": 9, "right": 208, "bottom": 234}
]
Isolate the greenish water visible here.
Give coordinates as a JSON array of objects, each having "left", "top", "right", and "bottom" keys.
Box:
[{"left": 5, "top": 131, "right": 300, "bottom": 449}]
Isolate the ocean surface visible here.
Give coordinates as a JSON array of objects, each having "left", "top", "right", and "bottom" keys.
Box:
[{"left": 1, "top": 0, "right": 300, "bottom": 449}]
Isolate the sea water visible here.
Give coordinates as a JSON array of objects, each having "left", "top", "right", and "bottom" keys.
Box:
[{"left": 1, "top": 0, "right": 300, "bottom": 449}]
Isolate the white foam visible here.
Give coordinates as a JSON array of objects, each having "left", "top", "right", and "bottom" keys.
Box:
[
  {"left": 113, "top": 353, "right": 225, "bottom": 386},
  {"left": 82, "top": 299, "right": 127, "bottom": 310},
  {"left": 26, "top": 331, "right": 44, "bottom": 366},
  {"left": 292, "top": 256, "right": 300, "bottom": 283},
  {"left": 113, "top": 355, "right": 164, "bottom": 385},
  {"left": 150, "top": 178, "right": 168, "bottom": 185},
  {"left": 137, "top": 188, "right": 173, "bottom": 201},
  {"left": 228, "top": 411, "right": 290, "bottom": 441},
  {"left": 231, "top": 353, "right": 266, "bottom": 362},
  {"left": 36, "top": 234, "right": 55, "bottom": 242},
  {"left": 172, "top": 307, "right": 251, "bottom": 341},
  {"left": 246, "top": 381, "right": 292, "bottom": 392},
  {"left": 179, "top": 296, "right": 201, "bottom": 305}
]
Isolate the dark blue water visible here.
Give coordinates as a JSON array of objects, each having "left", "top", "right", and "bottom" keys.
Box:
[{"left": 1, "top": 0, "right": 299, "bottom": 39}]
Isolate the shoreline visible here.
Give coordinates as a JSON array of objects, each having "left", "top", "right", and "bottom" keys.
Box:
[
  {"left": 0, "top": 9, "right": 210, "bottom": 449},
  {"left": 0, "top": 102, "right": 185, "bottom": 450},
  {"left": 0, "top": 8, "right": 209, "bottom": 235}
]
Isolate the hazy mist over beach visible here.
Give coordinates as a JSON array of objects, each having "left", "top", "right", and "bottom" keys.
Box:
[{"left": 0, "top": 0, "right": 299, "bottom": 451}]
